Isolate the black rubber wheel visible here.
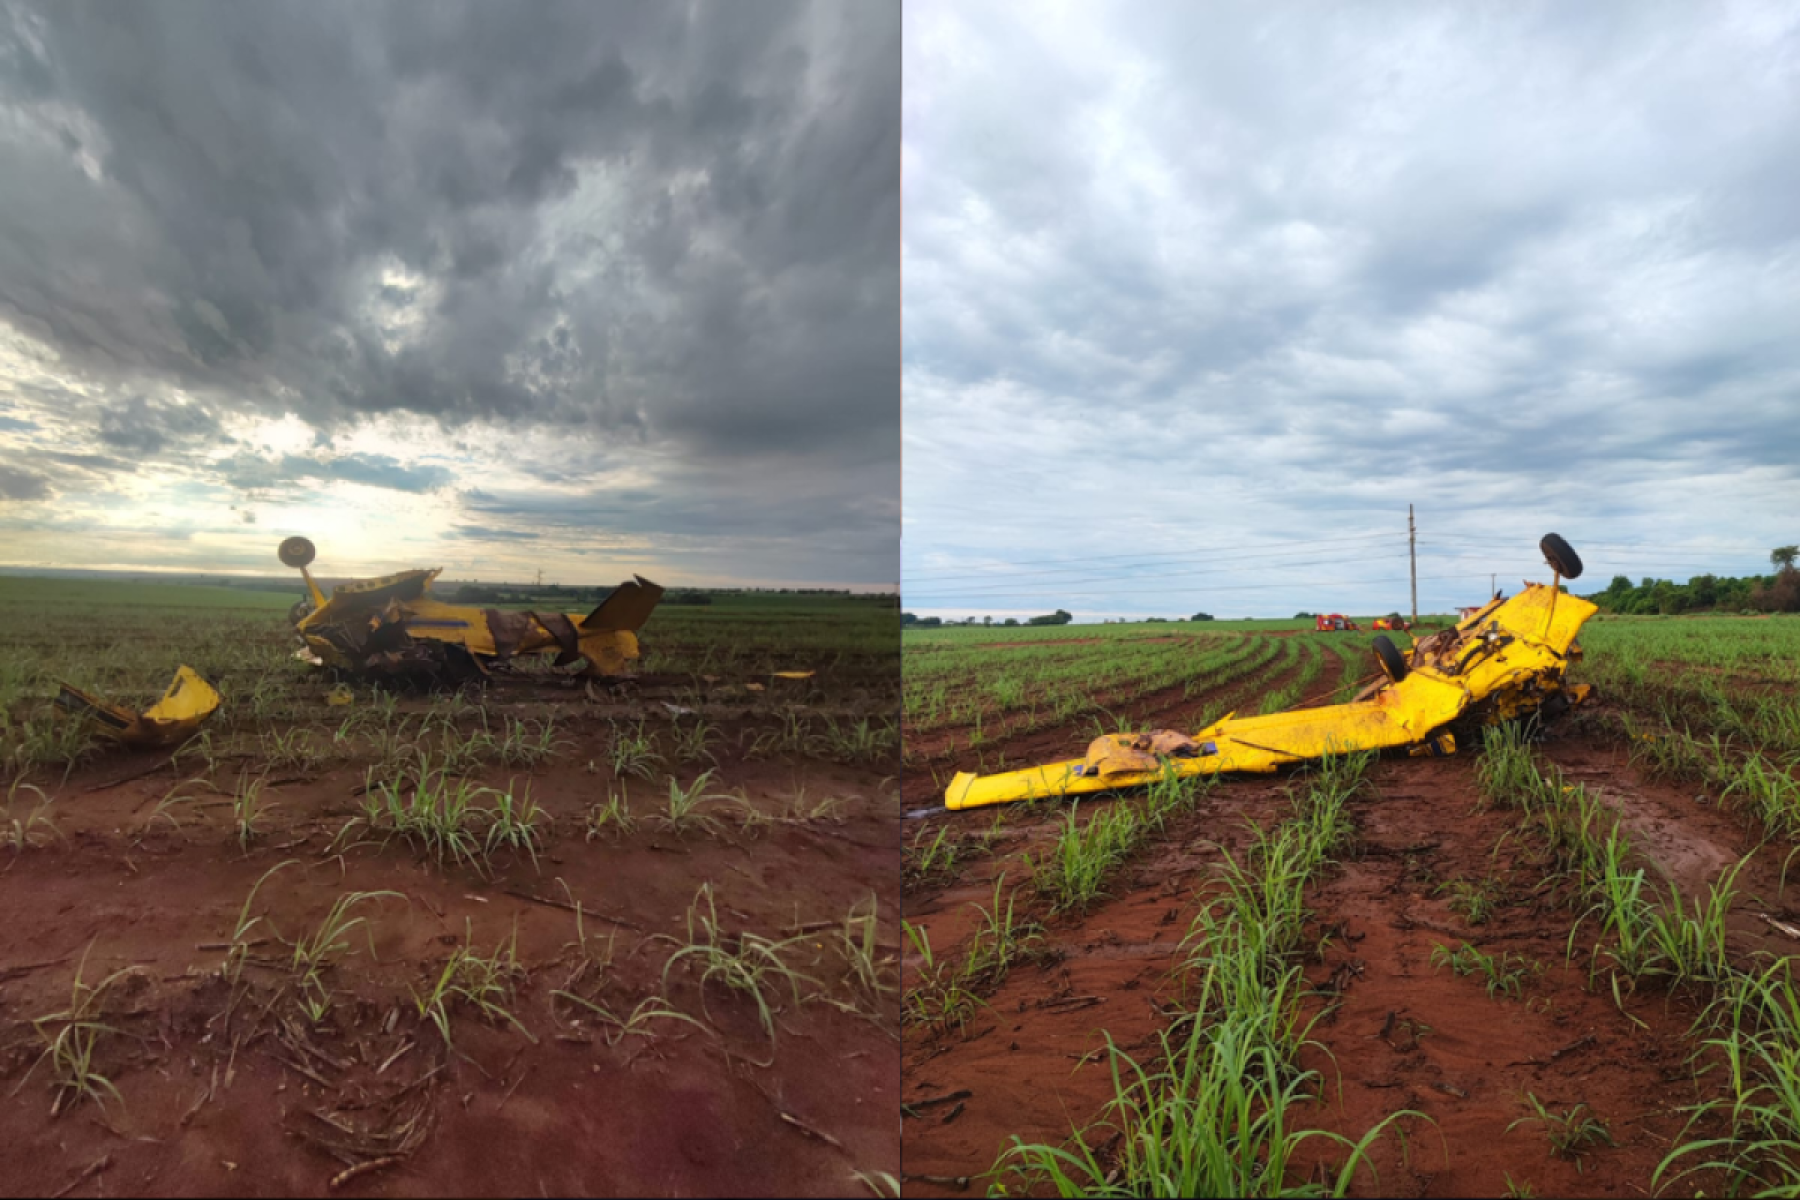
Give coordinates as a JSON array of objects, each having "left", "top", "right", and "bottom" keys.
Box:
[
  {"left": 1540, "top": 533, "right": 1583, "bottom": 580},
  {"left": 1373, "top": 634, "right": 1408, "bottom": 682},
  {"left": 278, "top": 536, "right": 317, "bottom": 569}
]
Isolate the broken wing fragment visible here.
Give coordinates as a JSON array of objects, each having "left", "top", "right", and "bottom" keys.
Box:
[{"left": 55, "top": 665, "right": 222, "bottom": 749}]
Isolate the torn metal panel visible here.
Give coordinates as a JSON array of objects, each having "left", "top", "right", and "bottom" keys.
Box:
[
  {"left": 55, "top": 665, "right": 221, "bottom": 749},
  {"left": 582, "top": 577, "right": 664, "bottom": 633},
  {"left": 483, "top": 608, "right": 536, "bottom": 663},
  {"left": 530, "top": 612, "right": 582, "bottom": 666}
]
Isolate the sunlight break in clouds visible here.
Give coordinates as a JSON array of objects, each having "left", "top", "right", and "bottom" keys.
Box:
[{"left": 0, "top": 2, "right": 899, "bottom": 589}]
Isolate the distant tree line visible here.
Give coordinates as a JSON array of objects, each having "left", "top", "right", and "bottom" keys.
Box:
[
  {"left": 1586, "top": 547, "right": 1800, "bottom": 615},
  {"left": 452, "top": 582, "right": 613, "bottom": 605},
  {"left": 903, "top": 608, "right": 1229, "bottom": 627},
  {"left": 201, "top": 573, "right": 895, "bottom": 605},
  {"left": 902, "top": 608, "right": 1072, "bottom": 628},
  {"left": 447, "top": 584, "right": 894, "bottom": 606}
]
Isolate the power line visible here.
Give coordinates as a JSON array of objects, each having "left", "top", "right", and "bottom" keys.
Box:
[{"left": 1409, "top": 503, "right": 1417, "bottom": 626}]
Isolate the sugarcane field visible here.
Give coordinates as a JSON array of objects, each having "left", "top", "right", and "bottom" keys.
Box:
[
  {"left": 901, "top": 537, "right": 1800, "bottom": 1197},
  {"left": 0, "top": 566, "right": 902, "bottom": 1196}
]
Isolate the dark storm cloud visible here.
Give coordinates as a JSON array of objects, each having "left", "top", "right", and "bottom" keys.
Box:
[
  {"left": 0, "top": 464, "right": 50, "bottom": 500},
  {"left": 219, "top": 451, "right": 452, "bottom": 494},
  {"left": 466, "top": 483, "right": 895, "bottom": 544},
  {"left": 95, "top": 396, "right": 221, "bottom": 455},
  {"left": 902, "top": 1, "right": 1800, "bottom": 616},
  {"left": 450, "top": 525, "right": 540, "bottom": 542},
  {"left": 0, "top": 0, "right": 897, "bottom": 576},
  {"left": 40, "top": 450, "right": 129, "bottom": 474}
]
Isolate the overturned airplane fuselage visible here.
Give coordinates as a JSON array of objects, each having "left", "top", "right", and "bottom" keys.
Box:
[{"left": 280, "top": 537, "right": 663, "bottom": 685}]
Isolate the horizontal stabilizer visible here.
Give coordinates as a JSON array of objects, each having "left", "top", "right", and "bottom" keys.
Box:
[{"left": 581, "top": 575, "right": 665, "bottom": 632}]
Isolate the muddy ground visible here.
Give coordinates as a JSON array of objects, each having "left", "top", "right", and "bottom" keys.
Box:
[
  {"left": 1, "top": 680, "right": 899, "bottom": 1198},
  {"left": 901, "top": 642, "right": 1800, "bottom": 1197}
]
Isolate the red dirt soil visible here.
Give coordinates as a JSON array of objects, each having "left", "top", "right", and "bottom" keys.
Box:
[
  {"left": 1, "top": 696, "right": 899, "bottom": 1198},
  {"left": 901, "top": 705, "right": 1800, "bottom": 1197}
]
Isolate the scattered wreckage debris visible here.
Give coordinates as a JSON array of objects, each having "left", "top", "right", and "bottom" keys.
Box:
[
  {"left": 279, "top": 536, "right": 664, "bottom": 687},
  {"left": 944, "top": 533, "right": 1595, "bottom": 810},
  {"left": 55, "top": 665, "right": 222, "bottom": 749}
]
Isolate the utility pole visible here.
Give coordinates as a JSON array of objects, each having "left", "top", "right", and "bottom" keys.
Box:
[
  {"left": 1491, "top": 572, "right": 1497, "bottom": 600},
  {"left": 1409, "top": 505, "right": 1417, "bottom": 625}
]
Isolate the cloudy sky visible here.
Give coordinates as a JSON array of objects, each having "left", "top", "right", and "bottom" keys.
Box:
[
  {"left": 0, "top": 1, "right": 898, "bottom": 589},
  {"left": 903, "top": 1, "right": 1800, "bottom": 620}
]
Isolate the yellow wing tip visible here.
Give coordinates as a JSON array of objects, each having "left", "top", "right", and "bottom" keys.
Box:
[{"left": 945, "top": 772, "right": 977, "bottom": 810}]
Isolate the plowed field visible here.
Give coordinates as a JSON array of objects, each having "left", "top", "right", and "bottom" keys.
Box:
[
  {"left": 902, "top": 616, "right": 1800, "bottom": 1197},
  {"left": 1, "top": 577, "right": 901, "bottom": 1198}
]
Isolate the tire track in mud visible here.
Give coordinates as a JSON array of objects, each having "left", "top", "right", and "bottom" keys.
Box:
[
  {"left": 1286, "top": 723, "right": 1800, "bottom": 1198},
  {"left": 1536, "top": 723, "right": 1800, "bottom": 974},
  {"left": 1283, "top": 749, "right": 1701, "bottom": 1197}
]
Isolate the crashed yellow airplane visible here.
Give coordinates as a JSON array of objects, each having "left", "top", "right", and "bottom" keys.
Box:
[
  {"left": 281, "top": 537, "right": 664, "bottom": 684},
  {"left": 945, "top": 534, "right": 1595, "bottom": 811}
]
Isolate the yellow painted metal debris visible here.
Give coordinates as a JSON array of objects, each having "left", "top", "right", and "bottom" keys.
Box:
[
  {"left": 276, "top": 536, "right": 663, "bottom": 683},
  {"left": 56, "top": 665, "right": 222, "bottom": 749},
  {"left": 944, "top": 541, "right": 1598, "bottom": 811}
]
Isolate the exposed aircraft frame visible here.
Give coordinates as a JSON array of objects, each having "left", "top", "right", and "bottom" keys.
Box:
[{"left": 280, "top": 536, "right": 664, "bottom": 685}]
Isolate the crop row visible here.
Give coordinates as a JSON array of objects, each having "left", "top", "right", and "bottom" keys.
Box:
[
  {"left": 987, "top": 752, "right": 1415, "bottom": 1197},
  {"left": 906, "top": 631, "right": 1354, "bottom": 743},
  {"left": 1477, "top": 723, "right": 1800, "bottom": 1192}
]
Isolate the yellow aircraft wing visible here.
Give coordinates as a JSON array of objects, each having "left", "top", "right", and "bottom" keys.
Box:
[{"left": 945, "top": 583, "right": 1596, "bottom": 810}]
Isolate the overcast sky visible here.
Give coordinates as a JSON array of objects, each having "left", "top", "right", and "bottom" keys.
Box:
[
  {"left": 0, "top": 1, "right": 898, "bottom": 589},
  {"left": 903, "top": 1, "right": 1800, "bottom": 620}
]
